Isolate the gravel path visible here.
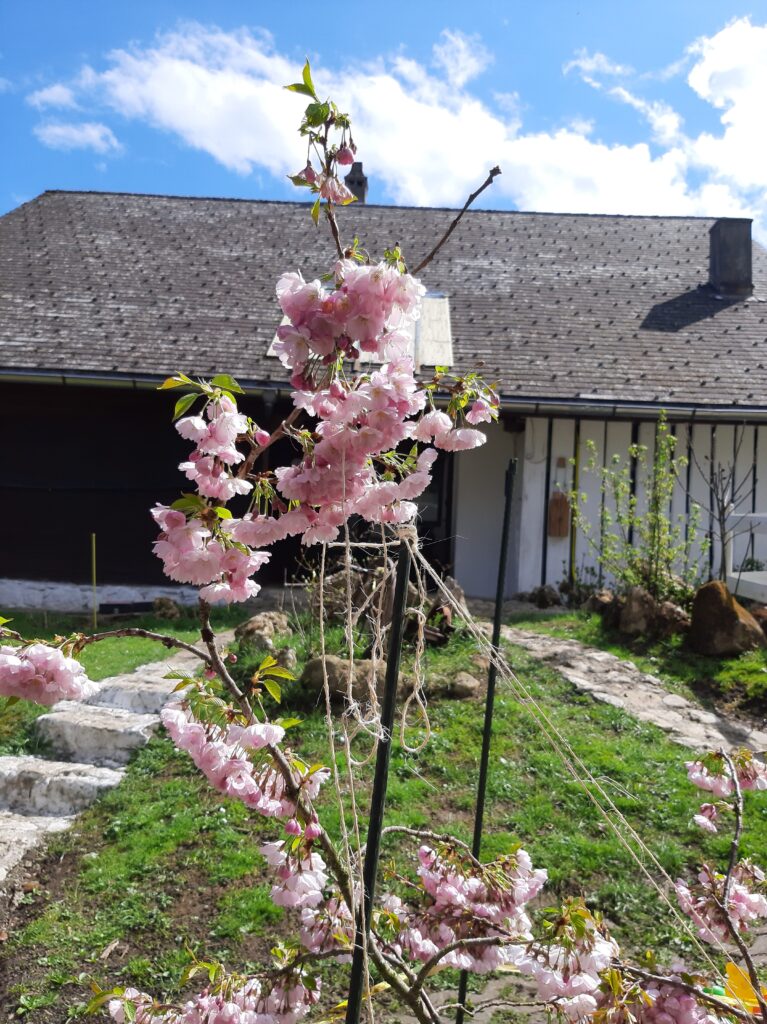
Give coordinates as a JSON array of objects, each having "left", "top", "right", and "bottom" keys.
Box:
[{"left": 501, "top": 625, "right": 767, "bottom": 754}]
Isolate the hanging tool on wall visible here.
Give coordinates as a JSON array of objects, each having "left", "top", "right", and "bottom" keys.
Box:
[{"left": 547, "top": 456, "right": 570, "bottom": 538}]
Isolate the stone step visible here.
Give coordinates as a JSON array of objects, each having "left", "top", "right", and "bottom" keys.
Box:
[
  {"left": 35, "top": 702, "right": 160, "bottom": 768},
  {"left": 88, "top": 674, "right": 176, "bottom": 715},
  {"left": 0, "top": 810, "right": 71, "bottom": 882},
  {"left": 0, "top": 756, "right": 123, "bottom": 816}
]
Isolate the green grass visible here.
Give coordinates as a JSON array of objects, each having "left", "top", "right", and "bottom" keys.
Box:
[
  {"left": 0, "top": 606, "right": 244, "bottom": 755},
  {"left": 4, "top": 620, "right": 767, "bottom": 1020},
  {"left": 507, "top": 609, "right": 767, "bottom": 711}
]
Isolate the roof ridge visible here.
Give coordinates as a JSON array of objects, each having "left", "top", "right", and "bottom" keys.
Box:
[{"left": 35, "top": 189, "right": 724, "bottom": 222}]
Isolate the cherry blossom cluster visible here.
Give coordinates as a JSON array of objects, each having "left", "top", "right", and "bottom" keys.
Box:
[
  {"left": 274, "top": 259, "right": 425, "bottom": 377},
  {"left": 177, "top": 394, "right": 256, "bottom": 501},
  {"left": 675, "top": 861, "right": 767, "bottom": 945},
  {"left": 0, "top": 643, "right": 96, "bottom": 705},
  {"left": 631, "top": 976, "right": 720, "bottom": 1024},
  {"left": 389, "top": 845, "right": 547, "bottom": 973},
  {"left": 152, "top": 505, "right": 271, "bottom": 604},
  {"left": 161, "top": 701, "right": 328, "bottom": 819},
  {"left": 108, "top": 975, "right": 320, "bottom": 1024},
  {"left": 510, "top": 907, "right": 619, "bottom": 1022},
  {"left": 686, "top": 751, "right": 767, "bottom": 798}
]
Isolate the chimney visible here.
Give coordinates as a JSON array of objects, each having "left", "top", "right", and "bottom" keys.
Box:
[
  {"left": 344, "top": 162, "right": 368, "bottom": 203},
  {"left": 709, "top": 217, "right": 753, "bottom": 298}
]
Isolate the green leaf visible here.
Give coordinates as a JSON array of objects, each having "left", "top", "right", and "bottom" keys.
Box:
[
  {"left": 262, "top": 678, "right": 282, "bottom": 704},
  {"left": 124, "top": 1001, "right": 137, "bottom": 1023},
  {"left": 263, "top": 665, "right": 295, "bottom": 681},
  {"left": 0, "top": 616, "right": 12, "bottom": 627},
  {"left": 171, "top": 678, "right": 196, "bottom": 693},
  {"left": 311, "top": 197, "right": 321, "bottom": 226},
  {"left": 304, "top": 101, "right": 330, "bottom": 127},
  {"left": 172, "top": 392, "right": 198, "bottom": 421},
  {"left": 276, "top": 717, "right": 302, "bottom": 730},
  {"left": 210, "top": 373, "right": 244, "bottom": 394},
  {"left": 159, "top": 373, "right": 193, "bottom": 389},
  {"left": 85, "top": 988, "right": 124, "bottom": 1013},
  {"left": 288, "top": 174, "right": 313, "bottom": 188},
  {"left": 285, "top": 82, "right": 315, "bottom": 97},
  {"left": 215, "top": 506, "right": 233, "bottom": 519},
  {"left": 170, "top": 494, "right": 206, "bottom": 513},
  {"left": 302, "top": 59, "right": 317, "bottom": 99}
]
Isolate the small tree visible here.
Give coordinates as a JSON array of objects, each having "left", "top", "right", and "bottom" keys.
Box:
[{"left": 570, "top": 413, "right": 708, "bottom": 605}]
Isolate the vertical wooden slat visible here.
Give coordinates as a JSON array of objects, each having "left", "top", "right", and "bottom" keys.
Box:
[{"left": 516, "top": 417, "right": 549, "bottom": 593}]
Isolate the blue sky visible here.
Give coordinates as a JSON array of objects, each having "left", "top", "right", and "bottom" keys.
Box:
[{"left": 3, "top": 1, "right": 767, "bottom": 231}]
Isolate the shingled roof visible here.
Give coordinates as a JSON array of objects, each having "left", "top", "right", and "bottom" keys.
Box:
[{"left": 2, "top": 189, "right": 767, "bottom": 413}]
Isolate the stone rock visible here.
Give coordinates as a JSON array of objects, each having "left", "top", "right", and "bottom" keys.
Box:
[
  {"left": 235, "top": 611, "right": 291, "bottom": 645},
  {"left": 442, "top": 576, "right": 469, "bottom": 616},
  {"left": 529, "top": 584, "right": 561, "bottom": 609},
  {"left": 619, "top": 586, "right": 657, "bottom": 636},
  {"left": 583, "top": 589, "right": 614, "bottom": 614},
  {"left": 300, "top": 655, "right": 400, "bottom": 703},
  {"left": 275, "top": 647, "right": 297, "bottom": 672},
  {"left": 471, "top": 654, "right": 491, "bottom": 673},
  {"left": 655, "top": 600, "right": 690, "bottom": 637},
  {"left": 449, "top": 672, "right": 482, "bottom": 699},
  {"left": 153, "top": 596, "right": 182, "bottom": 620},
  {"left": 602, "top": 595, "right": 625, "bottom": 631},
  {"left": 689, "top": 581, "right": 766, "bottom": 657},
  {"left": 749, "top": 604, "right": 767, "bottom": 637}
]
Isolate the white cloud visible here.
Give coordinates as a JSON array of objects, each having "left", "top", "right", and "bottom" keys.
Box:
[
  {"left": 34, "top": 121, "right": 122, "bottom": 153},
  {"left": 432, "top": 29, "right": 493, "bottom": 88},
  {"left": 27, "top": 83, "right": 78, "bottom": 109},
  {"left": 607, "top": 86, "right": 683, "bottom": 146},
  {"left": 563, "top": 48, "right": 633, "bottom": 86},
  {"left": 685, "top": 17, "right": 767, "bottom": 192},
  {"left": 28, "top": 20, "right": 767, "bottom": 235}
]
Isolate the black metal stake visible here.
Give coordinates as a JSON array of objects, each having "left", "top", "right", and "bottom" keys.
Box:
[
  {"left": 455, "top": 459, "right": 517, "bottom": 1024},
  {"left": 345, "top": 541, "right": 413, "bottom": 1024}
]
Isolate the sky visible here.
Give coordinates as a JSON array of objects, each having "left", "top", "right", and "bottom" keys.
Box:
[{"left": 3, "top": 1, "right": 767, "bottom": 234}]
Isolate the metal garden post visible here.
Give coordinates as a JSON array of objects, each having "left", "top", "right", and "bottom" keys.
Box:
[
  {"left": 455, "top": 458, "right": 517, "bottom": 1024},
  {"left": 345, "top": 540, "right": 412, "bottom": 1024}
]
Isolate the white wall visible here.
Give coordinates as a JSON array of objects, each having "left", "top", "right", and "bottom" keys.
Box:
[
  {"left": 452, "top": 416, "right": 767, "bottom": 598},
  {"left": 452, "top": 422, "right": 521, "bottom": 598}
]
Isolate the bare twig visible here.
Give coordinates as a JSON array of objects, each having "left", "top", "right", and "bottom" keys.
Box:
[
  {"left": 77, "top": 628, "right": 212, "bottom": 663},
  {"left": 722, "top": 750, "right": 745, "bottom": 908},
  {"left": 237, "top": 405, "right": 304, "bottom": 480},
  {"left": 412, "top": 167, "right": 501, "bottom": 276},
  {"left": 380, "top": 826, "right": 482, "bottom": 868},
  {"left": 325, "top": 203, "right": 345, "bottom": 260}
]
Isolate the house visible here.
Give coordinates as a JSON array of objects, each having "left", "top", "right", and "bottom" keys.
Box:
[{"left": 2, "top": 189, "right": 767, "bottom": 608}]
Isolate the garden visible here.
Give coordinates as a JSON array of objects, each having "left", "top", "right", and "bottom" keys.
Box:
[{"left": 2, "top": 62, "right": 767, "bottom": 1024}]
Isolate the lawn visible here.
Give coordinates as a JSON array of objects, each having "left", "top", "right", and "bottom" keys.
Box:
[
  {"left": 2, "top": 616, "right": 766, "bottom": 1022},
  {"left": 507, "top": 608, "right": 767, "bottom": 715}
]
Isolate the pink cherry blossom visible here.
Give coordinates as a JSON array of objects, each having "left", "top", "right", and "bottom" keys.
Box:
[{"left": 0, "top": 643, "right": 95, "bottom": 705}]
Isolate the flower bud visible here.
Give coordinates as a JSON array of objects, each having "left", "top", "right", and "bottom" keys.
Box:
[
  {"left": 254, "top": 429, "right": 270, "bottom": 447},
  {"left": 285, "top": 818, "right": 302, "bottom": 836},
  {"left": 336, "top": 145, "right": 355, "bottom": 165},
  {"left": 204, "top": 667, "right": 217, "bottom": 680},
  {"left": 227, "top": 653, "right": 238, "bottom": 664},
  {"left": 304, "top": 818, "right": 321, "bottom": 840}
]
